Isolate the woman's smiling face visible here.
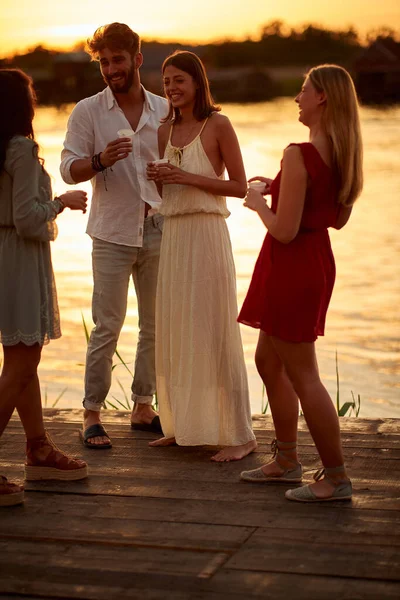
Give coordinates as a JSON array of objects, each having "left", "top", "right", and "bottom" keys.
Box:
[
  {"left": 163, "top": 65, "right": 197, "bottom": 111},
  {"left": 295, "top": 77, "right": 325, "bottom": 126}
]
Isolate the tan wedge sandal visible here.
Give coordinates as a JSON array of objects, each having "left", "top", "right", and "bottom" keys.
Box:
[
  {"left": 25, "top": 430, "right": 88, "bottom": 481},
  {"left": 0, "top": 475, "right": 24, "bottom": 507}
]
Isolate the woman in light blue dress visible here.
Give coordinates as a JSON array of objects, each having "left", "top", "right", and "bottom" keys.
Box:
[{"left": 0, "top": 69, "right": 88, "bottom": 507}]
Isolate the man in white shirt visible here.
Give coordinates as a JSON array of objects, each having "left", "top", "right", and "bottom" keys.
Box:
[{"left": 60, "top": 23, "right": 168, "bottom": 447}]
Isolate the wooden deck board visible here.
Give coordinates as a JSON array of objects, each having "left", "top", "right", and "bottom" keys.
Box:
[{"left": 0, "top": 410, "right": 399, "bottom": 599}]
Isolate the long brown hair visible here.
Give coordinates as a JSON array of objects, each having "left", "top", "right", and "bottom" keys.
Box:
[
  {"left": 307, "top": 65, "right": 363, "bottom": 207},
  {"left": 0, "top": 69, "right": 38, "bottom": 172},
  {"left": 161, "top": 51, "right": 220, "bottom": 123}
]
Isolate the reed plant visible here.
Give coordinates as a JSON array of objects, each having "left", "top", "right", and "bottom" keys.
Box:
[
  {"left": 335, "top": 351, "right": 361, "bottom": 417},
  {"left": 81, "top": 314, "right": 158, "bottom": 411}
]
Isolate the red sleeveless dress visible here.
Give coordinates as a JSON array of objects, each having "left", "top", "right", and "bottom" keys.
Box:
[{"left": 238, "top": 143, "right": 340, "bottom": 343}]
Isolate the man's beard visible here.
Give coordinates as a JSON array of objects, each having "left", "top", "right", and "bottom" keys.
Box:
[{"left": 104, "top": 66, "right": 135, "bottom": 94}]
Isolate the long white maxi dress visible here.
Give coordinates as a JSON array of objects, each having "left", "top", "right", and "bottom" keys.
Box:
[{"left": 156, "top": 121, "right": 255, "bottom": 446}]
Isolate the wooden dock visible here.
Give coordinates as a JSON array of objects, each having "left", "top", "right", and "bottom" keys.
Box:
[{"left": 0, "top": 409, "right": 399, "bottom": 599}]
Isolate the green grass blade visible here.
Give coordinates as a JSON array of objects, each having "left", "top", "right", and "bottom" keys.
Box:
[
  {"left": 116, "top": 378, "right": 130, "bottom": 405},
  {"left": 338, "top": 401, "right": 353, "bottom": 417},
  {"left": 52, "top": 387, "right": 68, "bottom": 408},
  {"left": 261, "top": 383, "right": 269, "bottom": 414},
  {"left": 81, "top": 312, "right": 90, "bottom": 344},
  {"left": 105, "top": 399, "right": 119, "bottom": 410},
  {"left": 115, "top": 348, "right": 133, "bottom": 377},
  {"left": 335, "top": 350, "right": 340, "bottom": 414},
  {"left": 351, "top": 391, "right": 362, "bottom": 417},
  {"left": 356, "top": 394, "right": 361, "bottom": 417},
  {"left": 111, "top": 395, "right": 131, "bottom": 410}
]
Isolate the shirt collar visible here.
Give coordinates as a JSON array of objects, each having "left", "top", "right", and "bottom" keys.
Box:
[{"left": 105, "top": 84, "right": 155, "bottom": 112}]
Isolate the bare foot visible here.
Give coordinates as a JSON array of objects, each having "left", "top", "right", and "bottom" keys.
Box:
[
  {"left": 130, "top": 403, "right": 158, "bottom": 426},
  {"left": 148, "top": 436, "right": 176, "bottom": 447},
  {"left": 211, "top": 440, "right": 257, "bottom": 462},
  {"left": 83, "top": 409, "right": 110, "bottom": 447}
]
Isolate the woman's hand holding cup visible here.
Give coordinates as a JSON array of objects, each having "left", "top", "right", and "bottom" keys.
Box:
[
  {"left": 247, "top": 176, "right": 274, "bottom": 195},
  {"left": 146, "top": 158, "right": 170, "bottom": 181}
]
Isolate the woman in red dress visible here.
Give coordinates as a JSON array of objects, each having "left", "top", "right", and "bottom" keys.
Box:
[{"left": 239, "top": 65, "right": 363, "bottom": 502}]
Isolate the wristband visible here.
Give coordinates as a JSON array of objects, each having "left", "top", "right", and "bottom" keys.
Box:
[
  {"left": 54, "top": 196, "right": 65, "bottom": 214},
  {"left": 91, "top": 152, "right": 106, "bottom": 172}
]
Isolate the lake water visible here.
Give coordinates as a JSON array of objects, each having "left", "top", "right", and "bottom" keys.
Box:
[{"left": 30, "top": 99, "right": 400, "bottom": 417}]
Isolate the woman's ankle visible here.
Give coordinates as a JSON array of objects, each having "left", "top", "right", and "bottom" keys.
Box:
[
  {"left": 26, "top": 430, "right": 47, "bottom": 445},
  {"left": 316, "top": 465, "right": 350, "bottom": 486},
  {"left": 272, "top": 439, "right": 300, "bottom": 467}
]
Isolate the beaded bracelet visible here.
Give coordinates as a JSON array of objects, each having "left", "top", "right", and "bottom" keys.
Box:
[{"left": 91, "top": 152, "right": 106, "bottom": 172}]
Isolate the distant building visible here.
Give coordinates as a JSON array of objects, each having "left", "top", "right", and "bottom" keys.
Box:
[{"left": 353, "top": 38, "right": 400, "bottom": 104}]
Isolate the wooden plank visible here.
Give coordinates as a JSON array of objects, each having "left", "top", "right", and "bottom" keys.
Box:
[
  {"left": 3, "top": 571, "right": 400, "bottom": 600},
  {"left": 1, "top": 492, "right": 399, "bottom": 539},
  {"left": 2, "top": 447, "right": 400, "bottom": 481},
  {"left": 208, "top": 569, "right": 400, "bottom": 599},
  {"left": 1, "top": 465, "right": 398, "bottom": 512},
  {"left": 2, "top": 547, "right": 400, "bottom": 600},
  {"left": 0, "top": 568, "right": 228, "bottom": 600},
  {"left": 0, "top": 512, "right": 254, "bottom": 552},
  {"left": 7, "top": 411, "right": 400, "bottom": 434},
  {"left": 226, "top": 528, "right": 400, "bottom": 581},
  {"left": 2, "top": 423, "right": 400, "bottom": 475},
  {"left": 15, "top": 476, "right": 397, "bottom": 510},
  {"left": 0, "top": 540, "right": 233, "bottom": 599},
  {"left": 0, "top": 539, "right": 228, "bottom": 577},
  {"left": 4, "top": 421, "right": 400, "bottom": 456},
  {"left": 4, "top": 426, "right": 400, "bottom": 456}
]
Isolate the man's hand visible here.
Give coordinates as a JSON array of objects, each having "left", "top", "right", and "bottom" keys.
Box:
[{"left": 100, "top": 137, "right": 133, "bottom": 168}]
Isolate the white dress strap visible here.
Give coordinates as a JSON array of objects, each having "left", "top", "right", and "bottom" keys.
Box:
[{"left": 198, "top": 117, "right": 209, "bottom": 136}]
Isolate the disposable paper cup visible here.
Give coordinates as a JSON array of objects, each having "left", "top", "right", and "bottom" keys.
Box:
[
  {"left": 248, "top": 181, "right": 266, "bottom": 193},
  {"left": 117, "top": 128, "right": 134, "bottom": 138},
  {"left": 153, "top": 158, "right": 170, "bottom": 165}
]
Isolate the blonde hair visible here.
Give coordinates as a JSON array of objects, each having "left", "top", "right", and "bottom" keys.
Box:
[{"left": 307, "top": 64, "right": 363, "bottom": 207}]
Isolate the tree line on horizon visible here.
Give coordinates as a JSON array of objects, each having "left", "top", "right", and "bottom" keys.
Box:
[
  {"left": 1, "top": 21, "right": 398, "bottom": 104},
  {"left": 3, "top": 21, "right": 399, "bottom": 66}
]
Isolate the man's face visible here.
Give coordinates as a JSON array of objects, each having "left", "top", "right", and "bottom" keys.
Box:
[{"left": 99, "top": 48, "right": 136, "bottom": 94}]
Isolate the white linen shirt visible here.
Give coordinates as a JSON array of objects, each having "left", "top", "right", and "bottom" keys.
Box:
[{"left": 60, "top": 86, "right": 168, "bottom": 247}]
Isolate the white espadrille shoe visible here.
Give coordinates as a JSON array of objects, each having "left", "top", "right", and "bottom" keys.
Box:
[
  {"left": 285, "top": 467, "right": 352, "bottom": 502},
  {"left": 240, "top": 439, "right": 303, "bottom": 483}
]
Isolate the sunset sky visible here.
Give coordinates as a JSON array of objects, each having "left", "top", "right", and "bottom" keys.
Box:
[{"left": 1, "top": 0, "right": 399, "bottom": 57}]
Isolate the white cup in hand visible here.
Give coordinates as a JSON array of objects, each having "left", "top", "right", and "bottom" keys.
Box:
[
  {"left": 248, "top": 181, "right": 266, "bottom": 193},
  {"left": 117, "top": 128, "right": 134, "bottom": 138}
]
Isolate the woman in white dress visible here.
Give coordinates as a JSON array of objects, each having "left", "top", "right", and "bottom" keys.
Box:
[
  {"left": 147, "top": 51, "right": 256, "bottom": 461},
  {"left": 0, "top": 69, "right": 88, "bottom": 506}
]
